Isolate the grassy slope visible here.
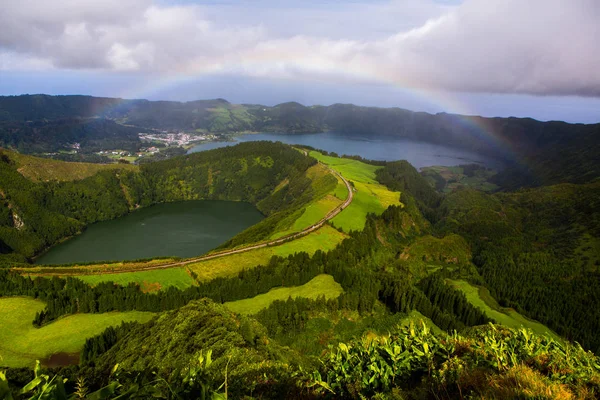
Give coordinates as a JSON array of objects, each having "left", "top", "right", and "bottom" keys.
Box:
[
  {"left": 310, "top": 151, "right": 402, "bottom": 232},
  {"left": 188, "top": 225, "right": 346, "bottom": 281},
  {"left": 0, "top": 297, "right": 154, "bottom": 368},
  {"left": 270, "top": 163, "right": 343, "bottom": 239},
  {"left": 225, "top": 274, "right": 343, "bottom": 315},
  {"left": 79, "top": 268, "right": 196, "bottom": 291},
  {"left": 3, "top": 150, "right": 137, "bottom": 182},
  {"left": 447, "top": 280, "right": 561, "bottom": 341}
]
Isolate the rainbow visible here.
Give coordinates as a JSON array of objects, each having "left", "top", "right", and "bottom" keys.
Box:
[{"left": 97, "top": 55, "right": 519, "bottom": 165}]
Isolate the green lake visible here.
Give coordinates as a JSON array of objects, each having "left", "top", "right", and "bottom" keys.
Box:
[{"left": 35, "top": 201, "right": 264, "bottom": 265}]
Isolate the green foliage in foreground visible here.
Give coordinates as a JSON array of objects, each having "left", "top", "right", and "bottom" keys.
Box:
[
  {"left": 3, "top": 320, "right": 600, "bottom": 399},
  {"left": 309, "top": 323, "right": 600, "bottom": 399}
]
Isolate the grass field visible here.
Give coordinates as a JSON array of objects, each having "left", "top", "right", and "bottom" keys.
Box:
[
  {"left": 79, "top": 267, "right": 196, "bottom": 291},
  {"left": 0, "top": 297, "right": 154, "bottom": 368},
  {"left": 447, "top": 280, "right": 561, "bottom": 340},
  {"left": 225, "top": 274, "right": 343, "bottom": 315},
  {"left": 310, "top": 151, "right": 402, "bottom": 232},
  {"left": 310, "top": 152, "right": 381, "bottom": 183},
  {"left": 188, "top": 225, "right": 347, "bottom": 281},
  {"left": 271, "top": 195, "right": 343, "bottom": 239},
  {"left": 4, "top": 150, "right": 137, "bottom": 182}
]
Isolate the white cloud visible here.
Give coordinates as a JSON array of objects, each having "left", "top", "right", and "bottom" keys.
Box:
[{"left": 1, "top": 0, "right": 599, "bottom": 97}]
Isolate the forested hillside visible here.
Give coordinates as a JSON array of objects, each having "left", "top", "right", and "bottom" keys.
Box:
[
  {"left": 0, "top": 142, "right": 321, "bottom": 261},
  {"left": 1, "top": 94, "right": 599, "bottom": 188},
  {"left": 436, "top": 182, "right": 600, "bottom": 353}
]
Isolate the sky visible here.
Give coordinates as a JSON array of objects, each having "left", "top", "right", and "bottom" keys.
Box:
[{"left": 1, "top": 0, "right": 599, "bottom": 123}]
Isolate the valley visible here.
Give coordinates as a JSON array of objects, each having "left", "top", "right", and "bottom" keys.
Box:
[{"left": 0, "top": 120, "right": 598, "bottom": 398}]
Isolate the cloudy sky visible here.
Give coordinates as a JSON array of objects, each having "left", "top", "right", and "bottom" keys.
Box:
[{"left": 1, "top": 0, "right": 599, "bottom": 122}]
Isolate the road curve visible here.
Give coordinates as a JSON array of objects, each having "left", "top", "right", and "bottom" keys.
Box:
[{"left": 35, "top": 159, "right": 353, "bottom": 276}]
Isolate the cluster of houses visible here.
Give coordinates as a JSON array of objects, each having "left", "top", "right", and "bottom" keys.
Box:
[
  {"left": 138, "top": 131, "right": 214, "bottom": 146},
  {"left": 97, "top": 150, "right": 133, "bottom": 157}
]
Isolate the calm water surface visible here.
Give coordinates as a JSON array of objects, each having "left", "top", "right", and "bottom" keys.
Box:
[
  {"left": 36, "top": 201, "right": 263, "bottom": 264},
  {"left": 189, "top": 132, "right": 502, "bottom": 169}
]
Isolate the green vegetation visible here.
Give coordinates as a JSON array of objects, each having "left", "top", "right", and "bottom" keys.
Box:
[
  {"left": 438, "top": 182, "right": 600, "bottom": 353},
  {"left": 310, "top": 322, "right": 600, "bottom": 399},
  {"left": 398, "top": 234, "right": 474, "bottom": 279},
  {"left": 0, "top": 142, "right": 318, "bottom": 259},
  {"left": 269, "top": 162, "right": 341, "bottom": 239},
  {"left": 3, "top": 94, "right": 600, "bottom": 190},
  {"left": 225, "top": 274, "right": 343, "bottom": 315},
  {"left": 0, "top": 123, "right": 598, "bottom": 399},
  {"left": 310, "top": 151, "right": 402, "bottom": 232},
  {"left": 188, "top": 225, "right": 346, "bottom": 281},
  {"left": 79, "top": 268, "right": 196, "bottom": 291},
  {"left": 447, "top": 279, "right": 561, "bottom": 340},
  {"left": 0, "top": 297, "right": 153, "bottom": 368},
  {"left": 421, "top": 164, "right": 498, "bottom": 193},
  {"left": 1, "top": 150, "right": 137, "bottom": 182}
]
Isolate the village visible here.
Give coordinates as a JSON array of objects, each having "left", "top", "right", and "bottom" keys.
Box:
[{"left": 137, "top": 131, "right": 217, "bottom": 147}]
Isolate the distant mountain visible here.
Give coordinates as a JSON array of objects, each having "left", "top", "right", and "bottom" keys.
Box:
[{"left": 0, "top": 94, "right": 598, "bottom": 188}]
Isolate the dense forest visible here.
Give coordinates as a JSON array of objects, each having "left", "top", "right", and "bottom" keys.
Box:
[
  {"left": 1, "top": 94, "right": 599, "bottom": 188},
  {"left": 0, "top": 142, "right": 323, "bottom": 261}
]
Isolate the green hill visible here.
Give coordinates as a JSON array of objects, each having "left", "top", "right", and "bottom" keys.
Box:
[
  {"left": 2, "top": 94, "right": 600, "bottom": 188},
  {"left": 0, "top": 142, "right": 323, "bottom": 260}
]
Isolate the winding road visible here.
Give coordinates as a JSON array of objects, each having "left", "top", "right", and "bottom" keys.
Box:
[{"left": 32, "top": 159, "right": 354, "bottom": 276}]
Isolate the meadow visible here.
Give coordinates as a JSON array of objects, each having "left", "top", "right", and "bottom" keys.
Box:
[
  {"left": 225, "top": 274, "right": 343, "bottom": 315},
  {"left": 310, "top": 151, "right": 402, "bottom": 232},
  {"left": 270, "top": 163, "right": 345, "bottom": 239},
  {"left": 447, "top": 280, "right": 561, "bottom": 341},
  {"left": 0, "top": 297, "right": 154, "bottom": 368},
  {"left": 78, "top": 267, "right": 196, "bottom": 291},
  {"left": 4, "top": 150, "right": 137, "bottom": 182},
  {"left": 187, "top": 225, "right": 346, "bottom": 281}
]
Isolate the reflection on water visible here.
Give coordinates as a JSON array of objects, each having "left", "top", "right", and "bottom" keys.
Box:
[{"left": 188, "top": 132, "right": 503, "bottom": 169}]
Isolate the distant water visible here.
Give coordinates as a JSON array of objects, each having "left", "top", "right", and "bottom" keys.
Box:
[
  {"left": 36, "top": 200, "right": 263, "bottom": 264},
  {"left": 188, "top": 132, "right": 502, "bottom": 169}
]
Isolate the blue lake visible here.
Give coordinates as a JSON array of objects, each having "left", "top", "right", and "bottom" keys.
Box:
[{"left": 189, "top": 132, "right": 502, "bottom": 169}]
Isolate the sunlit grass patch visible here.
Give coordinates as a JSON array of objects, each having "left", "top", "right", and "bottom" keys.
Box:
[
  {"left": 309, "top": 151, "right": 379, "bottom": 183},
  {"left": 225, "top": 274, "right": 343, "bottom": 315},
  {"left": 447, "top": 280, "right": 561, "bottom": 341},
  {"left": 0, "top": 297, "right": 153, "bottom": 368},
  {"left": 5, "top": 150, "right": 137, "bottom": 182},
  {"left": 188, "top": 225, "right": 346, "bottom": 281},
  {"left": 79, "top": 267, "right": 195, "bottom": 291},
  {"left": 310, "top": 151, "right": 401, "bottom": 232}
]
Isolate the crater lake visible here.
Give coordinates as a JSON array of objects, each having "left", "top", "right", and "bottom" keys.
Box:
[{"left": 35, "top": 200, "right": 264, "bottom": 265}]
